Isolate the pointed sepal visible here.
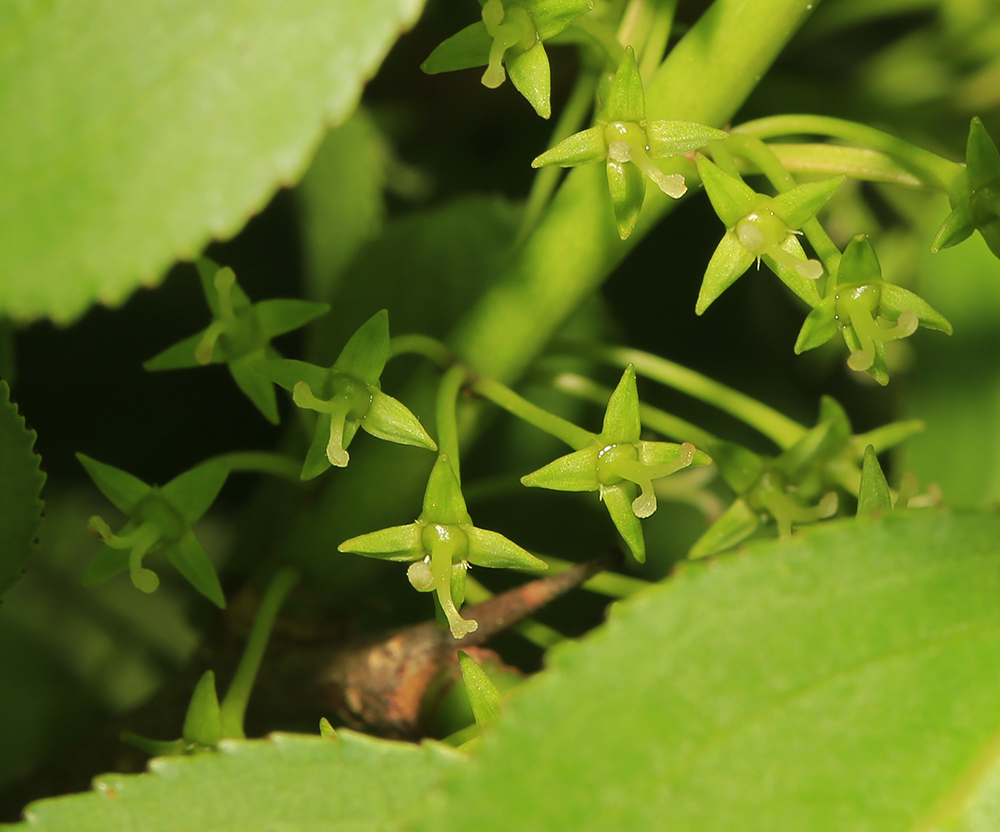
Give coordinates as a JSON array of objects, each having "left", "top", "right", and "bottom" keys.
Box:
[
  {"left": 857, "top": 445, "right": 893, "bottom": 517},
  {"left": 182, "top": 670, "right": 223, "bottom": 748},
  {"left": 459, "top": 651, "right": 503, "bottom": 730},
  {"left": 689, "top": 497, "right": 760, "bottom": 559},
  {"left": 421, "top": 455, "right": 473, "bottom": 525},
  {"left": 465, "top": 527, "right": 547, "bottom": 571},
  {"left": 337, "top": 523, "right": 424, "bottom": 561}
]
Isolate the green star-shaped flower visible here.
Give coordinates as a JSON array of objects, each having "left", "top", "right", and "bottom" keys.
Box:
[
  {"left": 421, "top": 0, "right": 594, "bottom": 119},
  {"left": 520, "top": 365, "right": 711, "bottom": 563},
  {"left": 695, "top": 154, "right": 844, "bottom": 314},
  {"left": 256, "top": 310, "right": 436, "bottom": 480},
  {"left": 532, "top": 47, "right": 728, "bottom": 239},
  {"left": 794, "top": 234, "right": 952, "bottom": 386},
  {"left": 339, "top": 454, "right": 547, "bottom": 639},
  {"left": 78, "top": 453, "right": 229, "bottom": 608},
  {"left": 144, "top": 259, "right": 329, "bottom": 424},
  {"left": 932, "top": 117, "right": 1000, "bottom": 260}
]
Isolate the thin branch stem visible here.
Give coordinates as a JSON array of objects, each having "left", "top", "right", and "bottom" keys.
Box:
[
  {"left": 388, "top": 334, "right": 454, "bottom": 368},
  {"left": 564, "top": 343, "right": 806, "bottom": 450},
  {"left": 436, "top": 364, "right": 467, "bottom": 482},
  {"left": 732, "top": 114, "right": 963, "bottom": 191},
  {"left": 210, "top": 451, "right": 302, "bottom": 483},
  {"left": 638, "top": 0, "right": 678, "bottom": 82},
  {"left": 219, "top": 568, "right": 299, "bottom": 739}
]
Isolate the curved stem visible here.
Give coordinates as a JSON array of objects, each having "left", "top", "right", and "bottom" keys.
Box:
[
  {"left": 389, "top": 334, "right": 454, "bottom": 368},
  {"left": 535, "top": 554, "right": 650, "bottom": 598},
  {"left": 219, "top": 567, "right": 299, "bottom": 739},
  {"left": 211, "top": 451, "right": 302, "bottom": 483},
  {"left": 436, "top": 364, "right": 468, "bottom": 484},
  {"left": 638, "top": 0, "right": 678, "bottom": 82},
  {"left": 762, "top": 143, "right": 927, "bottom": 187},
  {"left": 566, "top": 343, "right": 807, "bottom": 449},
  {"left": 472, "top": 374, "right": 594, "bottom": 450},
  {"left": 733, "top": 114, "right": 963, "bottom": 191}
]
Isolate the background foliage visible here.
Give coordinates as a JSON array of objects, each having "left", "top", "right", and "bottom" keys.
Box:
[{"left": 1, "top": 0, "right": 999, "bottom": 828}]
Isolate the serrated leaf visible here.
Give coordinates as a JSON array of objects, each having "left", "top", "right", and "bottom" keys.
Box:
[
  {"left": 0, "top": 0, "right": 427, "bottom": 323},
  {"left": 434, "top": 510, "right": 1000, "bottom": 832},
  {"left": 10, "top": 732, "right": 462, "bottom": 832},
  {"left": 0, "top": 381, "right": 45, "bottom": 597}
]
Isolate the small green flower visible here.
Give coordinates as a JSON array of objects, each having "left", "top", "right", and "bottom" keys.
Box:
[
  {"left": 339, "top": 454, "right": 546, "bottom": 639},
  {"left": 78, "top": 453, "right": 228, "bottom": 608},
  {"left": 256, "top": 310, "right": 437, "bottom": 479},
  {"left": 521, "top": 365, "right": 710, "bottom": 563},
  {"left": 932, "top": 117, "right": 1000, "bottom": 260},
  {"left": 144, "top": 259, "right": 329, "bottom": 424},
  {"left": 421, "top": 0, "right": 594, "bottom": 118},
  {"left": 532, "top": 48, "right": 727, "bottom": 239},
  {"left": 795, "top": 234, "right": 952, "bottom": 386},
  {"left": 695, "top": 154, "right": 843, "bottom": 314}
]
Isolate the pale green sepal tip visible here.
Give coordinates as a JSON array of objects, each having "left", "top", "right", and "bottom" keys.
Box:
[
  {"left": 319, "top": 718, "right": 339, "bottom": 739},
  {"left": 707, "top": 440, "right": 765, "bottom": 495},
  {"left": 604, "top": 47, "right": 644, "bottom": 124},
  {"left": 507, "top": 42, "right": 551, "bottom": 119},
  {"left": 795, "top": 298, "right": 837, "bottom": 354},
  {"left": 253, "top": 358, "right": 329, "bottom": 396},
  {"left": 465, "top": 526, "right": 547, "bottom": 571},
  {"left": 530, "top": 0, "right": 594, "bottom": 40},
  {"left": 335, "top": 310, "right": 390, "bottom": 386},
  {"left": 967, "top": 116, "right": 1000, "bottom": 191},
  {"left": 601, "top": 484, "right": 645, "bottom": 563},
  {"left": 459, "top": 651, "right": 502, "bottom": 730},
  {"left": 253, "top": 299, "right": 330, "bottom": 339},
  {"left": 421, "top": 22, "right": 492, "bottom": 74},
  {"left": 301, "top": 419, "right": 333, "bottom": 481},
  {"left": 520, "top": 446, "right": 599, "bottom": 492},
  {"left": 644, "top": 121, "right": 728, "bottom": 158},
  {"left": 337, "top": 524, "right": 423, "bottom": 561},
  {"left": 771, "top": 176, "right": 844, "bottom": 229},
  {"left": 858, "top": 445, "right": 893, "bottom": 517},
  {"left": 362, "top": 390, "right": 438, "bottom": 451},
  {"left": 607, "top": 157, "right": 645, "bottom": 240},
  {"left": 838, "top": 234, "right": 882, "bottom": 283},
  {"left": 182, "top": 670, "right": 223, "bottom": 748},
  {"left": 120, "top": 732, "right": 186, "bottom": 757},
  {"left": 167, "top": 533, "right": 226, "bottom": 609},
  {"left": 76, "top": 453, "right": 152, "bottom": 514},
  {"left": 601, "top": 365, "right": 641, "bottom": 443},
  {"left": 160, "top": 458, "right": 230, "bottom": 524},
  {"left": 143, "top": 333, "right": 209, "bottom": 371},
  {"left": 696, "top": 231, "right": 755, "bottom": 315},
  {"left": 878, "top": 284, "right": 953, "bottom": 335},
  {"left": 532, "top": 126, "right": 605, "bottom": 168},
  {"left": 695, "top": 154, "right": 759, "bottom": 228},
  {"left": 229, "top": 352, "right": 279, "bottom": 425},
  {"left": 931, "top": 201, "right": 975, "bottom": 253},
  {"left": 689, "top": 497, "right": 760, "bottom": 559},
  {"left": 421, "top": 455, "right": 472, "bottom": 525}
]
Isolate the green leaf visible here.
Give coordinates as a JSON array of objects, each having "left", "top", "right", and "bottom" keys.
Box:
[
  {"left": 858, "top": 445, "right": 893, "bottom": 516},
  {"left": 0, "top": 0, "right": 427, "bottom": 323},
  {"left": 13, "top": 732, "right": 462, "bottom": 831},
  {"left": 0, "top": 380, "right": 45, "bottom": 597},
  {"left": 435, "top": 510, "right": 1000, "bottom": 831}
]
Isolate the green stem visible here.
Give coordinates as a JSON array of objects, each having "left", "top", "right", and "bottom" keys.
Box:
[
  {"left": 566, "top": 344, "right": 806, "bottom": 449},
  {"left": 539, "top": 554, "right": 649, "bottom": 598},
  {"left": 472, "top": 374, "right": 594, "bottom": 450},
  {"left": 389, "top": 334, "right": 455, "bottom": 368},
  {"left": 762, "top": 144, "right": 927, "bottom": 187},
  {"left": 219, "top": 567, "right": 299, "bottom": 739},
  {"left": 726, "top": 133, "right": 842, "bottom": 276},
  {"left": 212, "top": 451, "right": 303, "bottom": 483},
  {"left": 519, "top": 71, "right": 599, "bottom": 243},
  {"left": 733, "top": 114, "right": 963, "bottom": 191},
  {"left": 637, "top": 0, "right": 678, "bottom": 82},
  {"left": 436, "top": 364, "right": 467, "bottom": 482},
  {"left": 549, "top": 371, "right": 717, "bottom": 448}
]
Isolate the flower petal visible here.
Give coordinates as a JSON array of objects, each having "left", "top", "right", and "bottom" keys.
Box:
[
  {"left": 878, "top": 284, "right": 953, "bottom": 334},
  {"left": 421, "top": 455, "right": 473, "bottom": 525},
  {"left": 532, "top": 126, "right": 606, "bottom": 168},
  {"left": 931, "top": 200, "right": 975, "bottom": 253},
  {"left": 465, "top": 526, "right": 548, "bottom": 571},
  {"left": 160, "top": 458, "right": 230, "bottom": 524},
  {"left": 335, "top": 310, "right": 390, "bottom": 386},
  {"left": 421, "top": 22, "right": 492, "bottom": 74},
  {"left": 601, "top": 483, "right": 645, "bottom": 563},
  {"left": 507, "top": 41, "right": 551, "bottom": 118},
  {"left": 794, "top": 297, "right": 838, "bottom": 354},
  {"left": 688, "top": 498, "right": 760, "bottom": 559},
  {"left": 229, "top": 351, "right": 279, "bottom": 424},
  {"left": 166, "top": 532, "right": 226, "bottom": 608},
  {"left": 362, "top": 390, "right": 437, "bottom": 451},
  {"left": 606, "top": 157, "right": 646, "bottom": 240},
  {"left": 602, "top": 47, "right": 644, "bottom": 123},
  {"left": 696, "top": 154, "right": 759, "bottom": 228},
  {"left": 601, "top": 365, "right": 641, "bottom": 444},
  {"left": 695, "top": 230, "right": 755, "bottom": 315},
  {"left": 644, "top": 121, "right": 728, "bottom": 159},
  {"left": 338, "top": 523, "right": 424, "bottom": 561},
  {"left": 837, "top": 234, "right": 882, "bottom": 283},
  {"left": 521, "top": 446, "right": 599, "bottom": 491},
  {"left": 76, "top": 453, "right": 152, "bottom": 514},
  {"left": 770, "top": 176, "right": 843, "bottom": 229},
  {"left": 254, "top": 298, "right": 330, "bottom": 339}
]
